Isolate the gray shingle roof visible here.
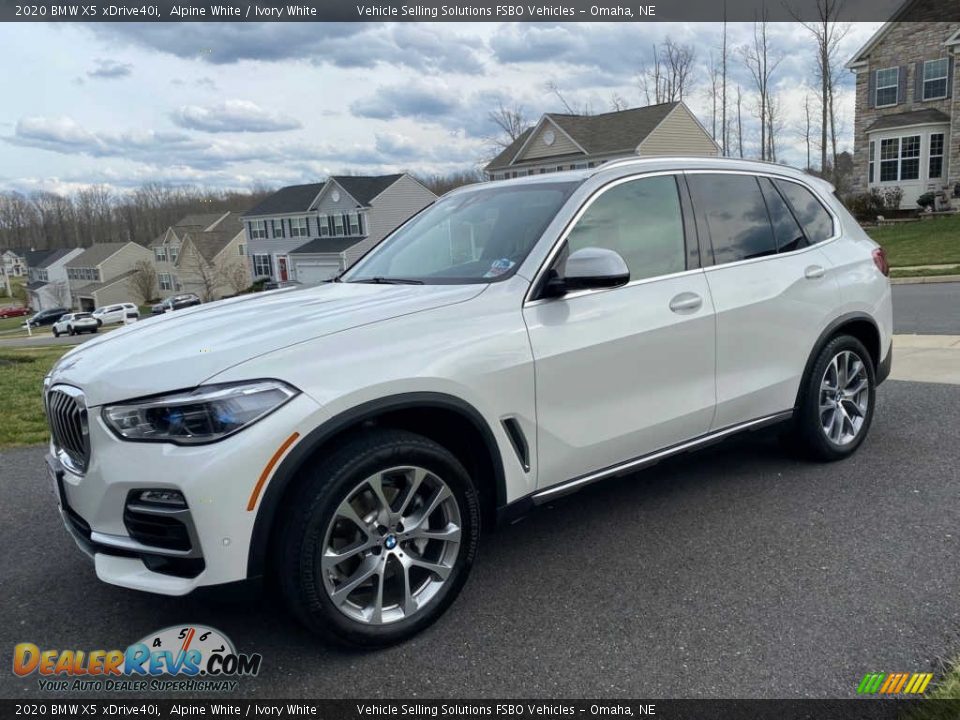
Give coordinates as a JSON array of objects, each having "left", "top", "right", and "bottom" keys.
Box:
[
  {"left": 330, "top": 175, "right": 404, "bottom": 206},
  {"left": 485, "top": 102, "right": 681, "bottom": 171},
  {"left": 65, "top": 242, "right": 129, "bottom": 269},
  {"left": 175, "top": 213, "right": 228, "bottom": 230},
  {"left": 24, "top": 249, "right": 55, "bottom": 268},
  {"left": 865, "top": 108, "right": 951, "bottom": 132},
  {"left": 36, "top": 248, "right": 77, "bottom": 268},
  {"left": 290, "top": 237, "right": 366, "bottom": 255},
  {"left": 243, "top": 183, "right": 325, "bottom": 217}
]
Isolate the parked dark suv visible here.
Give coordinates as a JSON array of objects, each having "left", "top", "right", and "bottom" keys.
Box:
[
  {"left": 24, "top": 307, "right": 69, "bottom": 328},
  {"left": 152, "top": 293, "right": 202, "bottom": 314}
]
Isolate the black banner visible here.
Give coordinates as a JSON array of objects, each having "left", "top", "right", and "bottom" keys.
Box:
[
  {"left": 4, "top": 700, "right": 960, "bottom": 720},
  {"left": 2, "top": 0, "right": 960, "bottom": 22}
]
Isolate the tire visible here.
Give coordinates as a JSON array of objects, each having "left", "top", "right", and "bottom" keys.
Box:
[
  {"left": 794, "top": 334, "right": 876, "bottom": 462},
  {"left": 68, "top": 327, "right": 75, "bottom": 336},
  {"left": 276, "top": 429, "right": 480, "bottom": 647},
  {"left": 91, "top": 328, "right": 98, "bottom": 334},
  {"left": 52, "top": 328, "right": 59, "bottom": 338},
  {"left": 96, "top": 319, "right": 102, "bottom": 327}
]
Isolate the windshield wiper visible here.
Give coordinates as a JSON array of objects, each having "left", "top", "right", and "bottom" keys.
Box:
[{"left": 353, "top": 277, "right": 424, "bottom": 285}]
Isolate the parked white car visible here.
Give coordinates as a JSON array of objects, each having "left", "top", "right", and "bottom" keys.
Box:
[
  {"left": 43, "top": 158, "right": 892, "bottom": 648},
  {"left": 91, "top": 303, "right": 139, "bottom": 326},
  {"left": 51, "top": 312, "right": 99, "bottom": 337}
]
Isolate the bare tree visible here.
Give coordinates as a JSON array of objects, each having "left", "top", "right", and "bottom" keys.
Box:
[
  {"left": 609, "top": 93, "right": 629, "bottom": 111},
  {"left": 739, "top": 12, "right": 782, "bottom": 160},
  {"left": 639, "top": 39, "right": 697, "bottom": 104},
  {"left": 793, "top": 0, "right": 850, "bottom": 176},
  {"left": 721, "top": 10, "right": 729, "bottom": 155},
  {"left": 546, "top": 81, "right": 592, "bottom": 115},
  {"left": 487, "top": 100, "right": 529, "bottom": 151},
  {"left": 802, "top": 92, "right": 815, "bottom": 170},
  {"left": 766, "top": 93, "right": 785, "bottom": 162},
  {"left": 736, "top": 85, "right": 745, "bottom": 158},
  {"left": 49, "top": 280, "right": 70, "bottom": 307},
  {"left": 705, "top": 51, "right": 721, "bottom": 140},
  {"left": 127, "top": 260, "right": 158, "bottom": 304},
  {"left": 224, "top": 259, "right": 252, "bottom": 295},
  {"left": 178, "top": 241, "right": 223, "bottom": 302}
]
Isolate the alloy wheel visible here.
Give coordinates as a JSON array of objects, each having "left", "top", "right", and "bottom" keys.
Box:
[
  {"left": 819, "top": 350, "right": 870, "bottom": 446},
  {"left": 320, "top": 465, "right": 462, "bottom": 625}
]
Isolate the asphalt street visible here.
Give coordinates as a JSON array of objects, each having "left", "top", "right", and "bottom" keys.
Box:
[
  {"left": 892, "top": 282, "right": 960, "bottom": 335},
  {"left": 1, "top": 380, "right": 958, "bottom": 699}
]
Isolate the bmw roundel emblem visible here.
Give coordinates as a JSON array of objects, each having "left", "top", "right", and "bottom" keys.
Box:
[{"left": 384, "top": 535, "right": 398, "bottom": 550}]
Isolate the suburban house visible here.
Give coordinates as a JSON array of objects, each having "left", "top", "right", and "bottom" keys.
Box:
[
  {"left": 24, "top": 247, "right": 84, "bottom": 311},
  {"left": 65, "top": 241, "right": 153, "bottom": 311},
  {"left": 847, "top": 7, "right": 958, "bottom": 207},
  {"left": 1, "top": 249, "right": 25, "bottom": 277},
  {"left": 242, "top": 174, "right": 437, "bottom": 284},
  {"left": 484, "top": 101, "right": 721, "bottom": 180},
  {"left": 151, "top": 212, "right": 250, "bottom": 301}
]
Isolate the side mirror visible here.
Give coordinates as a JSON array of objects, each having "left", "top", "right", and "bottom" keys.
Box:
[{"left": 543, "top": 247, "right": 630, "bottom": 298}]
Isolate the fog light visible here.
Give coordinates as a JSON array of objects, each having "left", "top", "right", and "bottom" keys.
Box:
[{"left": 136, "top": 489, "right": 187, "bottom": 508}]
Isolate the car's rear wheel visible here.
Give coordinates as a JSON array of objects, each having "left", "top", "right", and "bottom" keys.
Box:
[
  {"left": 67, "top": 326, "right": 75, "bottom": 336},
  {"left": 794, "top": 334, "right": 876, "bottom": 461},
  {"left": 277, "top": 429, "right": 480, "bottom": 647},
  {"left": 52, "top": 328, "right": 59, "bottom": 338}
]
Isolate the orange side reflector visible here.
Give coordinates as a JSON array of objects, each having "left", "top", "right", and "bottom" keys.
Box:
[{"left": 247, "top": 432, "right": 300, "bottom": 511}]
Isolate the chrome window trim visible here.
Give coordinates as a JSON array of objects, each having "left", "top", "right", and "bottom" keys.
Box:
[
  {"left": 683, "top": 169, "right": 842, "bottom": 271},
  {"left": 522, "top": 170, "right": 690, "bottom": 307}
]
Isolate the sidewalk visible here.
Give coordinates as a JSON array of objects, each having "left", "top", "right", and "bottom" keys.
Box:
[{"left": 890, "top": 335, "right": 960, "bottom": 385}]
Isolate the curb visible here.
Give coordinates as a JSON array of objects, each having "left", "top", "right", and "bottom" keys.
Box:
[{"left": 890, "top": 275, "right": 960, "bottom": 285}]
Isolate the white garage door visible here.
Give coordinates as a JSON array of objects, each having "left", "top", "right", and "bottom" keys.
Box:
[{"left": 296, "top": 262, "right": 341, "bottom": 285}]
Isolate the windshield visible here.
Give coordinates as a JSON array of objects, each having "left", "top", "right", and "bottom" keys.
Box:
[{"left": 344, "top": 181, "right": 579, "bottom": 285}]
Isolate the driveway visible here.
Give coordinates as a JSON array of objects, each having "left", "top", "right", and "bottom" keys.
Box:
[{"left": 1, "top": 380, "right": 957, "bottom": 699}]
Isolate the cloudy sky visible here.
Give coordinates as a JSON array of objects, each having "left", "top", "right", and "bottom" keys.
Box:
[{"left": 0, "top": 21, "right": 881, "bottom": 195}]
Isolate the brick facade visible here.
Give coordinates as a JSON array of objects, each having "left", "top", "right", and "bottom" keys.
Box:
[{"left": 850, "top": 20, "right": 959, "bottom": 205}]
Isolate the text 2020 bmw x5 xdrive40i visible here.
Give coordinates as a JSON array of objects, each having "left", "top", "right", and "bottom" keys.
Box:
[{"left": 44, "top": 158, "right": 892, "bottom": 646}]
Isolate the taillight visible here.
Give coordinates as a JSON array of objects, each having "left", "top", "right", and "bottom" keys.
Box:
[{"left": 873, "top": 247, "right": 889, "bottom": 277}]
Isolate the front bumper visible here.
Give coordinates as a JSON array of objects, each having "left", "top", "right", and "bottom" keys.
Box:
[{"left": 49, "top": 391, "right": 323, "bottom": 595}]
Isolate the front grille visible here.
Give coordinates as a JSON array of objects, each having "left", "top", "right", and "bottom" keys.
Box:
[
  {"left": 46, "top": 388, "right": 89, "bottom": 472},
  {"left": 123, "top": 507, "right": 193, "bottom": 552}
]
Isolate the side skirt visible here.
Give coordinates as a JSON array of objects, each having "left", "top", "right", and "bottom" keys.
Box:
[{"left": 498, "top": 410, "right": 794, "bottom": 524}]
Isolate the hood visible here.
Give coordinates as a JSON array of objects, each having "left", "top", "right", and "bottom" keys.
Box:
[{"left": 49, "top": 283, "right": 484, "bottom": 406}]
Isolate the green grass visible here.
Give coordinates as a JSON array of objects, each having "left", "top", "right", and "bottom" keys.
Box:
[
  {"left": 0, "top": 315, "right": 29, "bottom": 332},
  {"left": 890, "top": 265, "right": 960, "bottom": 278},
  {"left": 930, "top": 660, "right": 960, "bottom": 699},
  {"left": 866, "top": 214, "right": 960, "bottom": 267},
  {"left": 0, "top": 346, "right": 67, "bottom": 449}
]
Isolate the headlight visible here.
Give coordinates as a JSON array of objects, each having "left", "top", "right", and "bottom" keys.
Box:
[{"left": 102, "top": 380, "right": 298, "bottom": 444}]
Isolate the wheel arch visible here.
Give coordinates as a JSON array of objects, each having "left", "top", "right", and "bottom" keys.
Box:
[
  {"left": 795, "top": 312, "right": 882, "bottom": 410},
  {"left": 246, "top": 391, "right": 507, "bottom": 579}
]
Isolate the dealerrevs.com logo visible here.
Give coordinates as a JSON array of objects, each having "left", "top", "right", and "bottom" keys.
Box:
[{"left": 13, "top": 625, "right": 262, "bottom": 692}]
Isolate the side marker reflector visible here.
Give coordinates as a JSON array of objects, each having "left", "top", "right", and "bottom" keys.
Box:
[{"left": 247, "top": 432, "right": 300, "bottom": 511}]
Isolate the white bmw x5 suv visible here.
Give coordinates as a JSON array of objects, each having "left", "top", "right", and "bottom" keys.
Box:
[{"left": 44, "top": 158, "right": 892, "bottom": 646}]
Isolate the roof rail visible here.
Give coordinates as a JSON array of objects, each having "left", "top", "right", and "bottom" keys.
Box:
[{"left": 589, "top": 155, "right": 800, "bottom": 176}]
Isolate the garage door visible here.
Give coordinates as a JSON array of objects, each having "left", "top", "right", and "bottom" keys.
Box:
[{"left": 295, "top": 262, "right": 341, "bottom": 285}]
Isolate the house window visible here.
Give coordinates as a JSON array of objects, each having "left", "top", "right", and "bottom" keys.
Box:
[
  {"left": 252, "top": 254, "right": 273, "bottom": 279},
  {"left": 879, "top": 138, "right": 899, "bottom": 181},
  {"left": 929, "top": 133, "right": 945, "bottom": 179},
  {"left": 154, "top": 247, "right": 167, "bottom": 262},
  {"left": 349, "top": 213, "right": 361, "bottom": 235},
  {"left": 922, "top": 59, "right": 949, "bottom": 101},
  {"left": 875, "top": 67, "right": 899, "bottom": 107},
  {"left": 333, "top": 214, "right": 344, "bottom": 236},
  {"left": 318, "top": 215, "right": 329, "bottom": 236},
  {"left": 169, "top": 246, "right": 179, "bottom": 264},
  {"left": 249, "top": 220, "right": 266, "bottom": 240},
  {"left": 290, "top": 217, "right": 309, "bottom": 238},
  {"left": 158, "top": 273, "right": 172, "bottom": 291},
  {"left": 900, "top": 135, "right": 920, "bottom": 180},
  {"left": 868, "top": 141, "right": 876, "bottom": 183},
  {"left": 238, "top": 244, "right": 245, "bottom": 256},
  {"left": 272, "top": 219, "right": 285, "bottom": 238}
]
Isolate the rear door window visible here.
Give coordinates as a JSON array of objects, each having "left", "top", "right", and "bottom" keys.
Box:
[
  {"left": 773, "top": 180, "right": 835, "bottom": 244},
  {"left": 687, "top": 174, "right": 777, "bottom": 264}
]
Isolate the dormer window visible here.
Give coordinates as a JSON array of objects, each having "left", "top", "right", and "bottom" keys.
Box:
[{"left": 922, "top": 59, "right": 949, "bottom": 101}]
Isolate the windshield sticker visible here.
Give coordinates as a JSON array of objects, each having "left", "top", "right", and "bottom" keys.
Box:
[{"left": 483, "top": 258, "right": 516, "bottom": 279}]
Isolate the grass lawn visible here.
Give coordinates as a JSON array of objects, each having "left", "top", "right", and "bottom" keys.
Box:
[
  {"left": 930, "top": 660, "right": 960, "bottom": 699},
  {"left": 0, "top": 346, "right": 67, "bottom": 449},
  {"left": 866, "top": 215, "right": 960, "bottom": 267},
  {"left": 0, "top": 315, "right": 30, "bottom": 333}
]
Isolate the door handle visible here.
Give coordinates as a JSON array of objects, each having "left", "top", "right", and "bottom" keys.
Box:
[
  {"left": 669, "top": 292, "right": 703, "bottom": 313},
  {"left": 804, "top": 265, "right": 825, "bottom": 279}
]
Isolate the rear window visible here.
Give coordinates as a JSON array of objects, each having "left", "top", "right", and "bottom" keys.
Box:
[
  {"left": 75, "top": 313, "right": 92, "bottom": 319},
  {"left": 773, "top": 180, "right": 835, "bottom": 244}
]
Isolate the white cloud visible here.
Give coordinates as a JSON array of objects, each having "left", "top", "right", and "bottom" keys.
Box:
[{"left": 171, "top": 100, "right": 302, "bottom": 133}]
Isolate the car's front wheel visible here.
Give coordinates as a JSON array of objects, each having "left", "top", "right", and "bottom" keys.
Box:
[
  {"left": 52, "top": 328, "right": 59, "bottom": 337},
  {"left": 794, "top": 334, "right": 876, "bottom": 461},
  {"left": 277, "top": 429, "right": 480, "bottom": 647},
  {"left": 67, "top": 326, "right": 75, "bottom": 336}
]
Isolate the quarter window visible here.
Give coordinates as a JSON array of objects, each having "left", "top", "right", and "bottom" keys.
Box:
[
  {"left": 922, "top": 59, "right": 949, "bottom": 100},
  {"left": 773, "top": 180, "right": 835, "bottom": 244},
  {"left": 759, "top": 178, "right": 806, "bottom": 253},
  {"left": 565, "top": 175, "right": 686, "bottom": 282},
  {"left": 929, "top": 133, "right": 945, "bottom": 179},
  {"left": 687, "top": 174, "right": 777, "bottom": 263},
  {"left": 875, "top": 67, "right": 899, "bottom": 107}
]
